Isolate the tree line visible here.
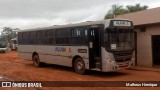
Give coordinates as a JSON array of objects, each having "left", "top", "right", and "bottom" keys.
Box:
[
  {"left": 104, "top": 3, "right": 148, "bottom": 19},
  {"left": 0, "top": 27, "right": 20, "bottom": 44}
]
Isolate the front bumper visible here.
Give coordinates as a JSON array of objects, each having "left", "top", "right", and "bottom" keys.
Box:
[
  {"left": 103, "top": 58, "right": 135, "bottom": 72},
  {"left": 0, "top": 47, "right": 8, "bottom": 52}
]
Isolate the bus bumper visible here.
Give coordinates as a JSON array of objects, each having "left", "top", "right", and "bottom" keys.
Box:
[
  {"left": 103, "top": 58, "right": 135, "bottom": 72},
  {"left": 0, "top": 47, "right": 8, "bottom": 52}
]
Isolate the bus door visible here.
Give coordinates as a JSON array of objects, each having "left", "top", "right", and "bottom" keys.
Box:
[{"left": 88, "top": 27, "right": 101, "bottom": 69}]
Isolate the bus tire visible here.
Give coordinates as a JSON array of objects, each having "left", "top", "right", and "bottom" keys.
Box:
[
  {"left": 74, "top": 57, "right": 86, "bottom": 74},
  {"left": 32, "top": 54, "right": 43, "bottom": 67}
]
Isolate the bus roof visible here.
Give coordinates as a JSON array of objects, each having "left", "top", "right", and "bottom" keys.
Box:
[{"left": 19, "top": 18, "right": 131, "bottom": 32}]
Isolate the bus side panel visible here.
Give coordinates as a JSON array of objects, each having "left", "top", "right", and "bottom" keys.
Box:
[
  {"left": 18, "top": 45, "right": 89, "bottom": 69},
  {"left": 18, "top": 45, "right": 46, "bottom": 61},
  {"left": 18, "top": 45, "right": 34, "bottom": 60},
  {"left": 101, "top": 47, "right": 115, "bottom": 72},
  {"left": 37, "top": 46, "right": 72, "bottom": 67},
  {"left": 34, "top": 45, "right": 46, "bottom": 62},
  {"left": 38, "top": 46, "right": 89, "bottom": 69},
  {"left": 70, "top": 46, "right": 89, "bottom": 69}
]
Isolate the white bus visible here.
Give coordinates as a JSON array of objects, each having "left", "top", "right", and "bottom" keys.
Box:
[
  {"left": 11, "top": 38, "right": 17, "bottom": 50},
  {"left": 0, "top": 41, "right": 8, "bottom": 53},
  {"left": 18, "top": 19, "right": 135, "bottom": 74}
]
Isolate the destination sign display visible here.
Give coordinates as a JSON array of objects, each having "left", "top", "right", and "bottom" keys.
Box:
[{"left": 112, "top": 21, "right": 132, "bottom": 27}]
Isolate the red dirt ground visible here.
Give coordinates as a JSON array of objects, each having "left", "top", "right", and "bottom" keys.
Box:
[{"left": 0, "top": 51, "right": 159, "bottom": 90}]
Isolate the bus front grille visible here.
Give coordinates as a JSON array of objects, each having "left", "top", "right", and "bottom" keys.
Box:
[
  {"left": 115, "top": 58, "right": 131, "bottom": 62},
  {"left": 113, "top": 52, "right": 133, "bottom": 62}
]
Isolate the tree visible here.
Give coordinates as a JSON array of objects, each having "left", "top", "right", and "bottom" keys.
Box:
[
  {"left": 104, "top": 4, "right": 126, "bottom": 19},
  {"left": 104, "top": 4, "right": 148, "bottom": 19},
  {"left": 1, "top": 27, "right": 20, "bottom": 43},
  {"left": 126, "top": 3, "right": 148, "bottom": 13}
]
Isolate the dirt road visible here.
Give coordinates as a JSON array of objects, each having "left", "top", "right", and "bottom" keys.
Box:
[{"left": 0, "top": 51, "right": 160, "bottom": 90}]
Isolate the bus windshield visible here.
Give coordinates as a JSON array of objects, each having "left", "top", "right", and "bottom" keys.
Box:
[
  {"left": 104, "top": 28, "right": 134, "bottom": 51},
  {"left": 0, "top": 42, "right": 7, "bottom": 48},
  {"left": 12, "top": 40, "right": 17, "bottom": 44}
]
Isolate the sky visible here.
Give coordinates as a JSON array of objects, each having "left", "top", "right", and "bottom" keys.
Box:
[{"left": 0, "top": 0, "right": 160, "bottom": 32}]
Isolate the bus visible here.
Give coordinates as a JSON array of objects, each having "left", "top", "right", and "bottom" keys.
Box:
[
  {"left": 0, "top": 41, "right": 8, "bottom": 53},
  {"left": 18, "top": 19, "right": 135, "bottom": 74},
  {"left": 11, "top": 38, "right": 17, "bottom": 50}
]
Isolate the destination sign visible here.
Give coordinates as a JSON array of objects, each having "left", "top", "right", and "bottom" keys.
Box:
[{"left": 113, "top": 21, "right": 132, "bottom": 26}]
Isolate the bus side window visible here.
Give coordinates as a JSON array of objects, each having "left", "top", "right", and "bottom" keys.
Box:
[
  {"left": 29, "top": 31, "right": 37, "bottom": 44},
  {"left": 85, "top": 30, "right": 87, "bottom": 36},
  {"left": 18, "top": 32, "right": 22, "bottom": 44},
  {"left": 23, "top": 32, "right": 29, "bottom": 44},
  {"left": 37, "top": 31, "right": 44, "bottom": 45},
  {"left": 44, "top": 30, "right": 54, "bottom": 45},
  {"left": 55, "top": 29, "right": 69, "bottom": 44},
  {"left": 70, "top": 28, "right": 87, "bottom": 45}
]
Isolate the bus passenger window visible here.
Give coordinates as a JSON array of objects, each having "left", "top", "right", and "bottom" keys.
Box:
[
  {"left": 85, "top": 30, "right": 87, "bottom": 36},
  {"left": 70, "top": 28, "right": 87, "bottom": 45},
  {"left": 55, "top": 29, "right": 69, "bottom": 44},
  {"left": 44, "top": 30, "right": 54, "bottom": 45}
]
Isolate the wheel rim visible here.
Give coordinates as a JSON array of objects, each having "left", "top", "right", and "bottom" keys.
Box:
[
  {"left": 77, "top": 61, "right": 84, "bottom": 70},
  {"left": 74, "top": 58, "right": 86, "bottom": 74},
  {"left": 35, "top": 58, "right": 38, "bottom": 64},
  {"left": 33, "top": 55, "right": 39, "bottom": 66}
]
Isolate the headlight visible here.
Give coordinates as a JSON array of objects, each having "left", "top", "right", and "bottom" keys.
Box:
[{"left": 107, "top": 58, "right": 115, "bottom": 63}]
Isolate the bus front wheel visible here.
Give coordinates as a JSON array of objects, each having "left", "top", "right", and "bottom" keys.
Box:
[
  {"left": 32, "top": 55, "right": 43, "bottom": 67},
  {"left": 74, "top": 57, "right": 86, "bottom": 74}
]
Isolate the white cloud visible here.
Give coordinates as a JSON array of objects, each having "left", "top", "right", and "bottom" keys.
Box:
[
  {"left": 0, "top": 18, "right": 67, "bottom": 30},
  {"left": 0, "top": 3, "right": 109, "bottom": 31},
  {"left": 0, "top": 0, "right": 159, "bottom": 32}
]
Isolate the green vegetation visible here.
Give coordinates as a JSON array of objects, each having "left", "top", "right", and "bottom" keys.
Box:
[
  {"left": 104, "top": 3, "right": 148, "bottom": 19},
  {"left": 0, "top": 27, "right": 20, "bottom": 44}
]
